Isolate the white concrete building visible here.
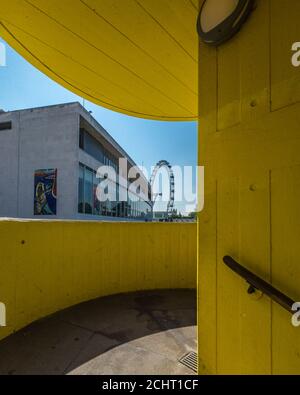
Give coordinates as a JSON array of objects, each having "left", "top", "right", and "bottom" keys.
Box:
[{"left": 0, "top": 102, "right": 151, "bottom": 220}]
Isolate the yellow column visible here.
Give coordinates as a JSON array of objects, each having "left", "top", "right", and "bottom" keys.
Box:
[{"left": 198, "top": 0, "right": 300, "bottom": 374}]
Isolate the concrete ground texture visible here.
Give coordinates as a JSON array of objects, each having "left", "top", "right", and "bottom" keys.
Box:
[{"left": 0, "top": 290, "right": 196, "bottom": 375}]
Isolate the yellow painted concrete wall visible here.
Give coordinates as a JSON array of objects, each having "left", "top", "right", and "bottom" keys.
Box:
[
  {"left": 198, "top": 0, "right": 300, "bottom": 374},
  {"left": 0, "top": 0, "right": 198, "bottom": 121},
  {"left": 0, "top": 220, "right": 196, "bottom": 341}
]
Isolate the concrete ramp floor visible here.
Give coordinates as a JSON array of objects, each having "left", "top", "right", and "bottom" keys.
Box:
[{"left": 0, "top": 290, "right": 196, "bottom": 375}]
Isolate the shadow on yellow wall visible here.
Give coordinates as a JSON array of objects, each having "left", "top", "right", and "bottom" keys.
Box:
[{"left": 0, "top": 220, "right": 196, "bottom": 341}]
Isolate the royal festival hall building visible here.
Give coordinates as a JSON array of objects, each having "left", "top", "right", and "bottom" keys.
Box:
[{"left": 0, "top": 102, "right": 152, "bottom": 221}]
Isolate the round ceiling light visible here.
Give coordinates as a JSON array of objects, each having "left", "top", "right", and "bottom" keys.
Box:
[{"left": 197, "top": 0, "right": 254, "bottom": 46}]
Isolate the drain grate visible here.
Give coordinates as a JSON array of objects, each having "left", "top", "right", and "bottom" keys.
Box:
[{"left": 179, "top": 351, "right": 198, "bottom": 373}]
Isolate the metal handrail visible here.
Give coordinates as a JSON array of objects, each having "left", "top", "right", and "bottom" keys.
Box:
[{"left": 223, "top": 256, "right": 296, "bottom": 314}]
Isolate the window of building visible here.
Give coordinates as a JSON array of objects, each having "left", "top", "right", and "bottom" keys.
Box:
[
  {"left": 84, "top": 167, "right": 93, "bottom": 214},
  {"left": 0, "top": 121, "right": 12, "bottom": 131},
  {"left": 79, "top": 128, "right": 85, "bottom": 150},
  {"left": 93, "top": 172, "right": 101, "bottom": 215},
  {"left": 78, "top": 163, "right": 152, "bottom": 219},
  {"left": 84, "top": 131, "right": 104, "bottom": 163},
  {"left": 79, "top": 126, "right": 118, "bottom": 172},
  {"left": 78, "top": 164, "right": 84, "bottom": 213}
]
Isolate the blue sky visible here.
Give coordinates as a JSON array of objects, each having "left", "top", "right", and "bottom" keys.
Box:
[{"left": 0, "top": 39, "right": 197, "bottom": 214}]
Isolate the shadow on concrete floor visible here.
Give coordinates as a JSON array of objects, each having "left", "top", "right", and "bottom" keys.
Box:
[{"left": 0, "top": 289, "right": 196, "bottom": 375}]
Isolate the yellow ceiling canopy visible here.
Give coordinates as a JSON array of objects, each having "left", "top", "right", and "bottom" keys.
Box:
[{"left": 0, "top": 0, "right": 199, "bottom": 121}]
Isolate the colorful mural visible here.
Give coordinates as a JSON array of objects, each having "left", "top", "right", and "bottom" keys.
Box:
[{"left": 34, "top": 169, "right": 57, "bottom": 215}]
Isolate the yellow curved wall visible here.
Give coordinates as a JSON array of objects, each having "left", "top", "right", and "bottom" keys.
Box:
[
  {"left": 0, "top": 220, "right": 196, "bottom": 341},
  {"left": 198, "top": 0, "right": 300, "bottom": 375}
]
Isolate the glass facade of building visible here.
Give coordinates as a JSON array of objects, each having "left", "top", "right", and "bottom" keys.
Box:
[
  {"left": 78, "top": 165, "right": 151, "bottom": 220},
  {"left": 79, "top": 128, "right": 118, "bottom": 173},
  {"left": 78, "top": 121, "right": 151, "bottom": 220}
]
